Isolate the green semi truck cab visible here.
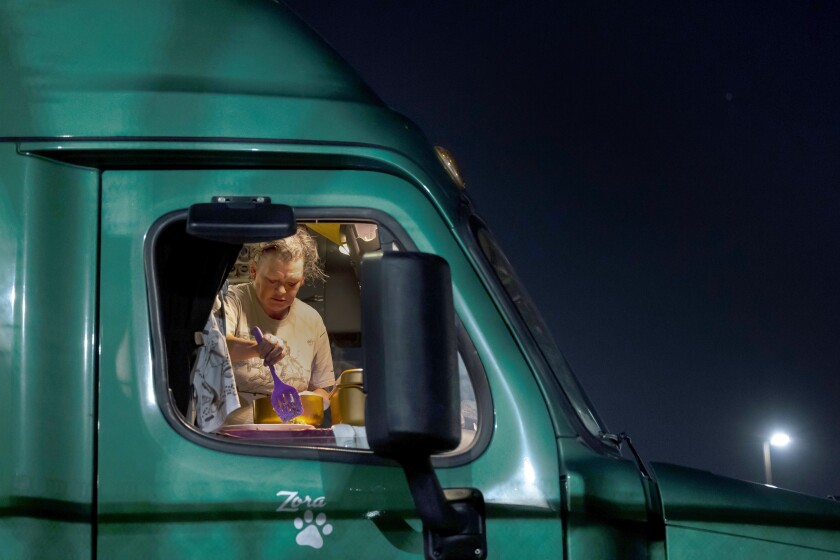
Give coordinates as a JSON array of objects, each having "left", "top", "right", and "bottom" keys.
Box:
[{"left": 1, "top": 2, "right": 838, "bottom": 558}]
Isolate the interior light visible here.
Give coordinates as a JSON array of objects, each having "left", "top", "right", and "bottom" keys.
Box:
[
  {"left": 338, "top": 244, "right": 350, "bottom": 256},
  {"left": 356, "top": 223, "right": 378, "bottom": 242}
]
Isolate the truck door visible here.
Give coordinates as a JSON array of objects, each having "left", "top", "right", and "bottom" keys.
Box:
[{"left": 96, "top": 166, "right": 564, "bottom": 558}]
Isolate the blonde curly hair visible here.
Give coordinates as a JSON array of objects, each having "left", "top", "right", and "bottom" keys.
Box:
[{"left": 252, "top": 226, "right": 326, "bottom": 283}]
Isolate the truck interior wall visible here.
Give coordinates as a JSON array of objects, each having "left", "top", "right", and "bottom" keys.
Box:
[{"left": 152, "top": 220, "right": 240, "bottom": 414}]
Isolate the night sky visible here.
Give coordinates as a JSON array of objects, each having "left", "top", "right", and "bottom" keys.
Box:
[{"left": 282, "top": 1, "right": 840, "bottom": 498}]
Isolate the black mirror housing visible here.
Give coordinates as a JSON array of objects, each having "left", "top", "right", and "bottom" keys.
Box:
[
  {"left": 187, "top": 197, "right": 296, "bottom": 243},
  {"left": 361, "top": 251, "right": 460, "bottom": 458}
]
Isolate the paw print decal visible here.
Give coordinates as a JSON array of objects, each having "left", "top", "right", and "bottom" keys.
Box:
[{"left": 294, "top": 509, "right": 333, "bottom": 549}]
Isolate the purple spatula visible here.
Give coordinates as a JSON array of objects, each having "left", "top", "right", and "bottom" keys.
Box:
[{"left": 251, "top": 326, "right": 303, "bottom": 422}]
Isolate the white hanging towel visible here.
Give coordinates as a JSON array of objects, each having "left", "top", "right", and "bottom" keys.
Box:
[{"left": 188, "top": 298, "right": 239, "bottom": 432}]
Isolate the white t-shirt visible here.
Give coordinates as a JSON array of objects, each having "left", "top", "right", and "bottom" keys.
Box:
[{"left": 224, "top": 282, "right": 334, "bottom": 423}]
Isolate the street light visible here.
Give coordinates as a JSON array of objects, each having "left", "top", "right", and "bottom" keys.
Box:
[{"left": 763, "top": 431, "right": 791, "bottom": 485}]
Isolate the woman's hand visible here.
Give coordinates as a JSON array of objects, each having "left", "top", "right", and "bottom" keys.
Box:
[
  {"left": 256, "top": 332, "right": 287, "bottom": 366},
  {"left": 224, "top": 332, "right": 287, "bottom": 365}
]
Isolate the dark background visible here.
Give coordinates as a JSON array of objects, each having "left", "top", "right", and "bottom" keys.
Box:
[{"left": 282, "top": 1, "right": 840, "bottom": 498}]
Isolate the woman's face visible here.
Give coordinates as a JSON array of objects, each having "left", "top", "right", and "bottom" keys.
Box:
[{"left": 251, "top": 256, "right": 305, "bottom": 320}]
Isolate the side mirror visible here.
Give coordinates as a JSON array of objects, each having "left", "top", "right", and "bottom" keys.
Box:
[
  {"left": 361, "top": 252, "right": 486, "bottom": 560},
  {"left": 361, "top": 252, "right": 460, "bottom": 456}
]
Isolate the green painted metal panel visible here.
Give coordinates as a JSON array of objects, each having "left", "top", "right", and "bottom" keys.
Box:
[
  {"left": 0, "top": 0, "right": 445, "bottom": 186},
  {"left": 665, "top": 525, "right": 840, "bottom": 560},
  {"left": 0, "top": 145, "right": 97, "bottom": 557},
  {"left": 97, "top": 168, "right": 563, "bottom": 557},
  {"left": 0, "top": 518, "right": 90, "bottom": 560},
  {"left": 560, "top": 437, "right": 664, "bottom": 559},
  {"left": 655, "top": 462, "right": 840, "bottom": 557},
  {"left": 0, "top": 0, "right": 371, "bottom": 133}
]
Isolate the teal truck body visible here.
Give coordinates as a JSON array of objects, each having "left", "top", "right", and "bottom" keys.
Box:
[{"left": 1, "top": 1, "right": 838, "bottom": 558}]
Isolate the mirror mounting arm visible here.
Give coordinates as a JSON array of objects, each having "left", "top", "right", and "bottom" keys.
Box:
[
  {"left": 399, "top": 456, "right": 486, "bottom": 560},
  {"left": 399, "top": 456, "right": 472, "bottom": 532}
]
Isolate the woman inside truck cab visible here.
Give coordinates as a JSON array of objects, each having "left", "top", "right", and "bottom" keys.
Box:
[{"left": 223, "top": 227, "right": 335, "bottom": 424}]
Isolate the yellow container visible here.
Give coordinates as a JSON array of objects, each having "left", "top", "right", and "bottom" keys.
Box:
[
  {"left": 253, "top": 393, "right": 324, "bottom": 426},
  {"left": 330, "top": 368, "right": 365, "bottom": 426}
]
